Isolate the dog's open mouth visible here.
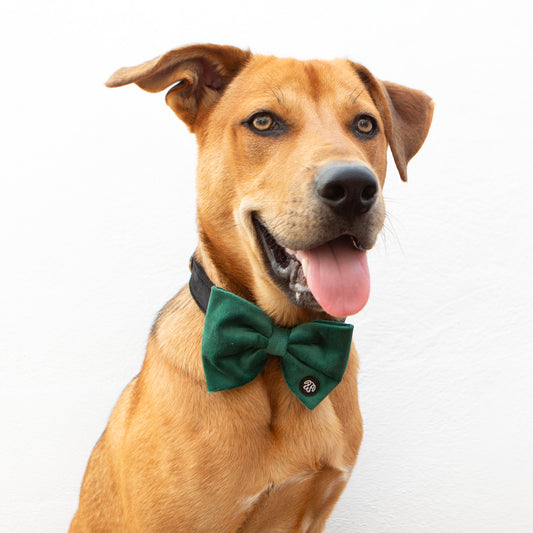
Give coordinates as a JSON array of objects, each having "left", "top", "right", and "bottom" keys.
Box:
[{"left": 253, "top": 216, "right": 371, "bottom": 317}]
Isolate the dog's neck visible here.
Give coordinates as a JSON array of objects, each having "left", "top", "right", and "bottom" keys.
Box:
[{"left": 192, "top": 243, "right": 330, "bottom": 328}]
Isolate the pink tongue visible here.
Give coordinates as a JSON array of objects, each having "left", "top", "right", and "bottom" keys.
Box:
[{"left": 297, "top": 237, "right": 370, "bottom": 317}]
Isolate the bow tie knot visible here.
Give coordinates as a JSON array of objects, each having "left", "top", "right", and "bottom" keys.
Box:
[{"left": 266, "top": 326, "right": 290, "bottom": 357}]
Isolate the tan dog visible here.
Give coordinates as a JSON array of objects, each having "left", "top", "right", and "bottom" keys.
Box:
[{"left": 70, "top": 44, "right": 433, "bottom": 532}]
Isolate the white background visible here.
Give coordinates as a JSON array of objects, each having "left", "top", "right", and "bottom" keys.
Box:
[{"left": 1, "top": 1, "right": 532, "bottom": 531}]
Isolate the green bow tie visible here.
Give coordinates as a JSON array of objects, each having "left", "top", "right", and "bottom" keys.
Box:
[{"left": 200, "top": 286, "right": 354, "bottom": 410}]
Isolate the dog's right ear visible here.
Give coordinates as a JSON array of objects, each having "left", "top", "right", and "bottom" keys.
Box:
[{"left": 105, "top": 44, "right": 251, "bottom": 131}]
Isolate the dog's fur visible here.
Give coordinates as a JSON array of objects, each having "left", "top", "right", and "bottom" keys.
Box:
[{"left": 70, "top": 44, "right": 433, "bottom": 532}]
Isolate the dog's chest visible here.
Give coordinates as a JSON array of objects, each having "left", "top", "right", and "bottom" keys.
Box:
[
  {"left": 231, "top": 393, "right": 350, "bottom": 528},
  {"left": 256, "top": 359, "right": 349, "bottom": 477}
]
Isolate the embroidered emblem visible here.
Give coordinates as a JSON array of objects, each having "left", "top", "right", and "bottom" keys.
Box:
[{"left": 299, "top": 376, "right": 320, "bottom": 396}]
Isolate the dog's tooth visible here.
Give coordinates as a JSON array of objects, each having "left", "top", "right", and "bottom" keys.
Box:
[
  {"left": 295, "top": 251, "right": 308, "bottom": 277},
  {"left": 350, "top": 236, "right": 362, "bottom": 250},
  {"left": 300, "top": 257, "right": 309, "bottom": 277}
]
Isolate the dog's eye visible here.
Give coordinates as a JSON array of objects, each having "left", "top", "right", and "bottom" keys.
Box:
[
  {"left": 353, "top": 114, "right": 378, "bottom": 138},
  {"left": 252, "top": 114, "right": 274, "bottom": 131},
  {"left": 245, "top": 112, "right": 285, "bottom": 136}
]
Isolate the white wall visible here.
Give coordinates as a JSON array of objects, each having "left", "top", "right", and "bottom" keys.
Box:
[{"left": 1, "top": 1, "right": 532, "bottom": 531}]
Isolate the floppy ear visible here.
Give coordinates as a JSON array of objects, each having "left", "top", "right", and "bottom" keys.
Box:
[
  {"left": 352, "top": 64, "right": 434, "bottom": 181},
  {"left": 105, "top": 44, "right": 252, "bottom": 131}
]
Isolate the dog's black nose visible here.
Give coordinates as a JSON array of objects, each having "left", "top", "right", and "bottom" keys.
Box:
[{"left": 315, "top": 163, "right": 379, "bottom": 216}]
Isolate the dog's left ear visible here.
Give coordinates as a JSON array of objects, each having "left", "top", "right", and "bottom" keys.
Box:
[
  {"left": 105, "top": 44, "right": 252, "bottom": 131},
  {"left": 352, "top": 64, "right": 434, "bottom": 182}
]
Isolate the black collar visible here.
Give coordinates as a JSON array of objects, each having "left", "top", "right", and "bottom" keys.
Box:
[{"left": 189, "top": 256, "right": 213, "bottom": 314}]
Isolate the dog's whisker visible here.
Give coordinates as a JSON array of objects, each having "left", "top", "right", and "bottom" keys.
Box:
[
  {"left": 270, "top": 86, "right": 287, "bottom": 108},
  {"left": 380, "top": 211, "right": 407, "bottom": 258},
  {"left": 349, "top": 86, "right": 365, "bottom": 106}
]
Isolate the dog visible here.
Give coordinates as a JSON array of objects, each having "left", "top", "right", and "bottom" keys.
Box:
[{"left": 70, "top": 44, "right": 433, "bottom": 532}]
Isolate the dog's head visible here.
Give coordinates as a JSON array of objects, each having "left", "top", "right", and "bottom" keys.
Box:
[{"left": 107, "top": 44, "right": 433, "bottom": 324}]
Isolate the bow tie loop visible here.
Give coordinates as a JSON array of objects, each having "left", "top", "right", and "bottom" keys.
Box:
[{"left": 267, "top": 326, "right": 290, "bottom": 357}]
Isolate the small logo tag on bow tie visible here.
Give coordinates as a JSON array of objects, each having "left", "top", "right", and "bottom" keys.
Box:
[{"left": 299, "top": 376, "right": 320, "bottom": 396}]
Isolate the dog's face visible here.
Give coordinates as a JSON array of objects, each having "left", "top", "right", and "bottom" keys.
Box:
[
  {"left": 196, "top": 56, "right": 390, "bottom": 318},
  {"left": 107, "top": 45, "right": 433, "bottom": 322}
]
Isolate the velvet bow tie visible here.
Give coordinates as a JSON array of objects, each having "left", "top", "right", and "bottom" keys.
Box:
[{"left": 190, "top": 258, "right": 354, "bottom": 410}]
